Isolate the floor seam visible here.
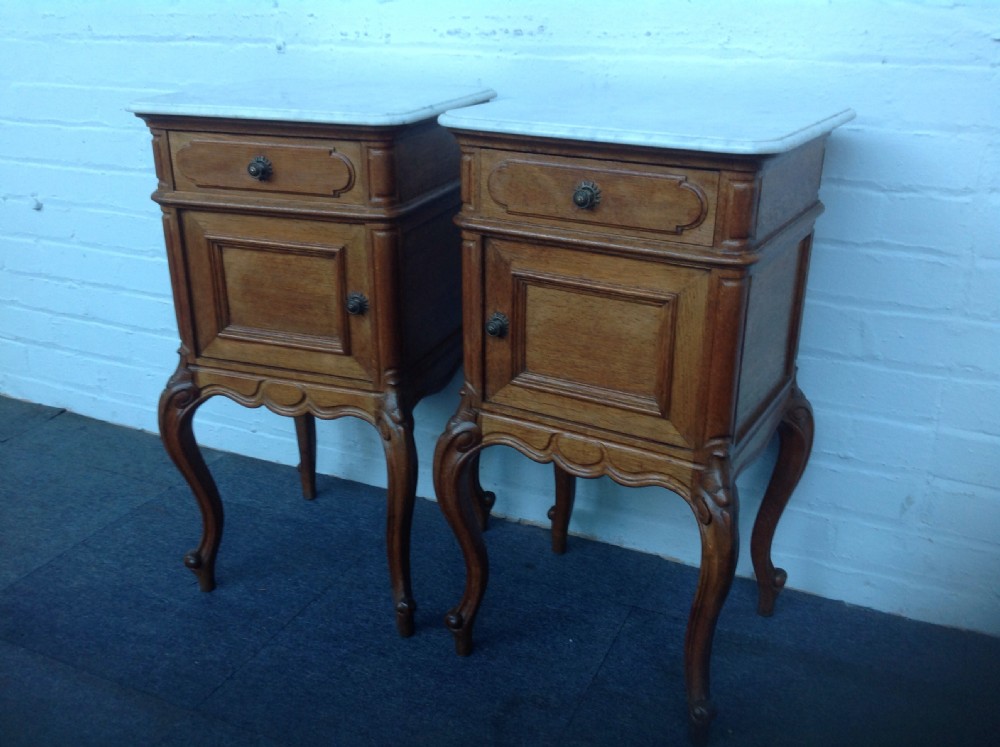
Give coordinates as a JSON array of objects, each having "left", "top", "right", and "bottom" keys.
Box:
[{"left": 562, "top": 602, "right": 634, "bottom": 732}]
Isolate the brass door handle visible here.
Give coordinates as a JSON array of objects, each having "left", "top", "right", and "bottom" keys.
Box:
[
  {"left": 485, "top": 311, "right": 509, "bottom": 338},
  {"left": 346, "top": 292, "right": 369, "bottom": 316}
]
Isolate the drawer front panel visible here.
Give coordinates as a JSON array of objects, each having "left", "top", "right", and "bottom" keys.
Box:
[
  {"left": 180, "top": 211, "right": 375, "bottom": 381},
  {"left": 170, "top": 132, "right": 364, "bottom": 203},
  {"left": 481, "top": 150, "right": 718, "bottom": 245},
  {"left": 483, "top": 238, "right": 711, "bottom": 447}
]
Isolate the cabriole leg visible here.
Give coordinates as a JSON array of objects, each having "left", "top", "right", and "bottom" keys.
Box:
[
  {"left": 470, "top": 452, "right": 496, "bottom": 532},
  {"left": 751, "top": 386, "right": 814, "bottom": 617},
  {"left": 434, "top": 414, "right": 488, "bottom": 656},
  {"left": 685, "top": 452, "right": 739, "bottom": 745},
  {"left": 548, "top": 464, "right": 577, "bottom": 554},
  {"left": 294, "top": 413, "right": 317, "bottom": 500},
  {"left": 158, "top": 363, "right": 223, "bottom": 592},
  {"left": 380, "top": 406, "right": 418, "bottom": 638}
]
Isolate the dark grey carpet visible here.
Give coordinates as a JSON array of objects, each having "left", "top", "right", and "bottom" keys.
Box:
[{"left": 1, "top": 395, "right": 997, "bottom": 746}]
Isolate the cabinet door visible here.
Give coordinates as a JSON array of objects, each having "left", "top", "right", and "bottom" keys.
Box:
[
  {"left": 483, "top": 238, "right": 711, "bottom": 448},
  {"left": 179, "top": 211, "right": 375, "bottom": 382}
]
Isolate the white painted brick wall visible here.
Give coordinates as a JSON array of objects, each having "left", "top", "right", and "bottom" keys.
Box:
[{"left": 2, "top": 0, "right": 998, "bottom": 636}]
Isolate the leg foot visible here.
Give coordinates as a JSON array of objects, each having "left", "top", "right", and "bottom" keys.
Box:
[
  {"left": 158, "top": 361, "right": 223, "bottom": 592},
  {"left": 183, "top": 551, "right": 215, "bottom": 592},
  {"left": 547, "top": 464, "right": 576, "bottom": 554},
  {"left": 688, "top": 699, "right": 716, "bottom": 746},
  {"left": 434, "top": 405, "right": 488, "bottom": 656},
  {"left": 395, "top": 599, "right": 416, "bottom": 639},
  {"left": 751, "top": 385, "right": 814, "bottom": 616},
  {"left": 294, "top": 413, "right": 317, "bottom": 500},
  {"left": 445, "top": 611, "right": 474, "bottom": 656}
]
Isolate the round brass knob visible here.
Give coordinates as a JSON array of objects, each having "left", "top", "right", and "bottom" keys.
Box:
[
  {"left": 572, "top": 180, "right": 601, "bottom": 210},
  {"left": 247, "top": 156, "right": 273, "bottom": 181}
]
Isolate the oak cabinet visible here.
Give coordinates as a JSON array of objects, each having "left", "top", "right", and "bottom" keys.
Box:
[
  {"left": 131, "top": 83, "right": 494, "bottom": 637},
  {"left": 432, "top": 96, "right": 853, "bottom": 742}
]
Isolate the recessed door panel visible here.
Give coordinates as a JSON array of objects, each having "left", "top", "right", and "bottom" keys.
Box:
[
  {"left": 216, "top": 240, "right": 345, "bottom": 345},
  {"left": 181, "top": 211, "right": 375, "bottom": 381},
  {"left": 484, "top": 239, "right": 710, "bottom": 447}
]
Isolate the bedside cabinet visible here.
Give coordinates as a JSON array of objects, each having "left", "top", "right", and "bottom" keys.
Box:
[
  {"left": 131, "top": 82, "right": 494, "bottom": 637},
  {"left": 432, "top": 95, "right": 852, "bottom": 739}
]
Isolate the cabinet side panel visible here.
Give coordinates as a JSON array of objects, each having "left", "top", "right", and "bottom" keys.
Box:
[
  {"left": 734, "top": 234, "right": 810, "bottom": 437},
  {"left": 399, "top": 202, "right": 463, "bottom": 393},
  {"left": 395, "top": 123, "right": 462, "bottom": 203},
  {"left": 754, "top": 139, "right": 826, "bottom": 242}
]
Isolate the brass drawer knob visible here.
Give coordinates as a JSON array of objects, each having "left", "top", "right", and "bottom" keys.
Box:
[
  {"left": 346, "top": 292, "right": 369, "bottom": 316},
  {"left": 247, "top": 155, "right": 273, "bottom": 181},
  {"left": 572, "top": 180, "right": 601, "bottom": 210},
  {"left": 485, "top": 311, "right": 509, "bottom": 338}
]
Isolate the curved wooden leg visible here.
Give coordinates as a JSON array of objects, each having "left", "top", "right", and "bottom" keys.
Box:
[
  {"left": 380, "top": 405, "right": 418, "bottom": 639},
  {"left": 294, "top": 413, "right": 317, "bottom": 500},
  {"left": 686, "top": 451, "right": 739, "bottom": 745},
  {"left": 158, "top": 362, "right": 223, "bottom": 592},
  {"left": 470, "top": 452, "right": 496, "bottom": 532},
  {"left": 751, "top": 385, "right": 814, "bottom": 617},
  {"left": 434, "top": 412, "right": 488, "bottom": 656},
  {"left": 547, "top": 464, "right": 576, "bottom": 554}
]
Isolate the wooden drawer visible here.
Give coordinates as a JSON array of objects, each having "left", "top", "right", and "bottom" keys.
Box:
[
  {"left": 179, "top": 211, "right": 375, "bottom": 382},
  {"left": 478, "top": 149, "right": 719, "bottom": 245},
  {"left": 169, "top": 132, "right": 365, "bottom": 204}
]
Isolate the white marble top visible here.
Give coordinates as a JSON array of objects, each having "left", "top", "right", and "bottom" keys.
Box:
[
  {"left": 439, "top": 88, "right": 854, "bottom": 155},
  {"left": 129, "top": 80, "right": 496, "bottom": 126}
]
